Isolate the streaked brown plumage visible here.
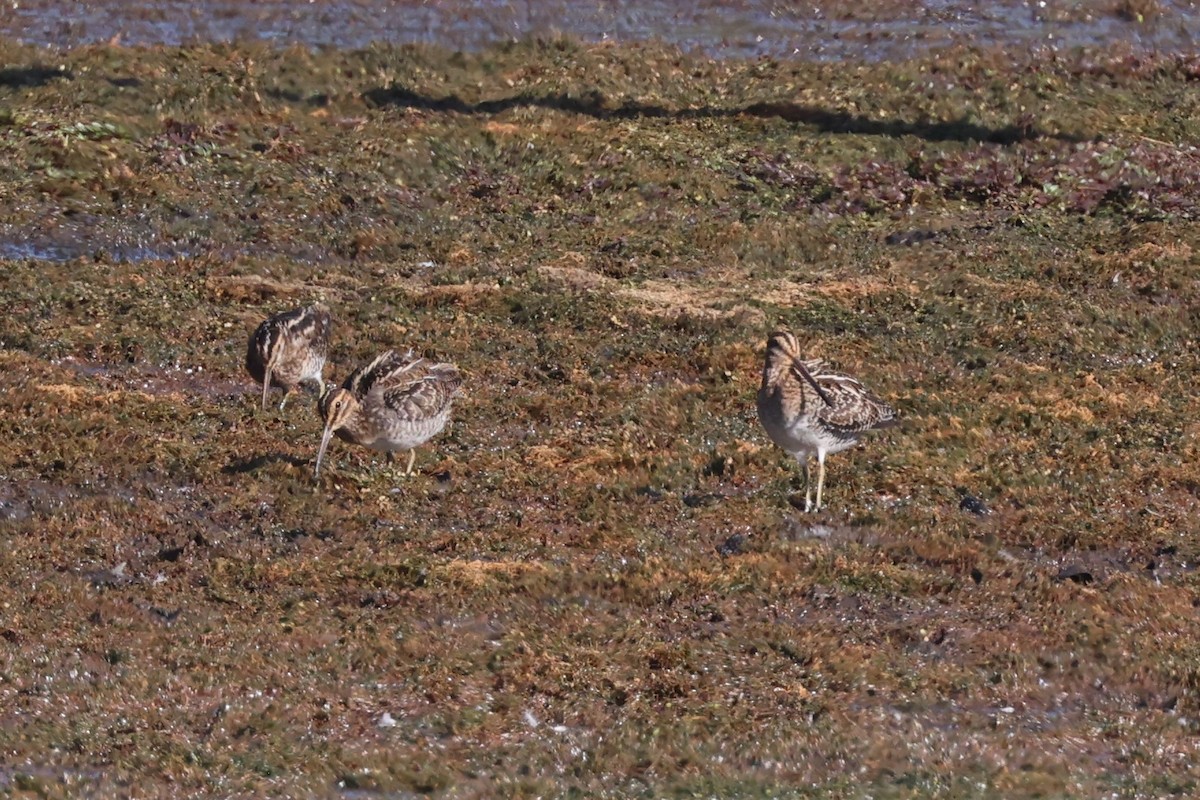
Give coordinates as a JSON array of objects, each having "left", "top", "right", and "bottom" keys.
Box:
[
  {"left": 757, "top": 330, "right": 896, "bottom": 511},
  {"left": 314, "top": 349, "right": 463, "bottom": 481},
  {"left": 246, "top": 303, "right": 331, "bottom": 411}
]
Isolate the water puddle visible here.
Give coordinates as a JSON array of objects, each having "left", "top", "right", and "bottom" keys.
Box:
[
  {"left": 0, "top": 218, "right": 198, "bottom": 264},
  {"left": 0, "top": 479, "right": 84, "bottom": 522},
  {"left": 3, "top": 0, "right": 1197, "bottom": 62},
  {"left": 0, "top": 224, "right": 350, "bottom": 267},
  {"left": 0, "top": 238, "right": 188, "bottom": 264}
]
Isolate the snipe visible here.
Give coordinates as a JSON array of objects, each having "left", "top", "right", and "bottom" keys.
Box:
[
  {"left": 314, "top": 349, "right": 462, "bottom": 480},
  {"left": 245, "top": 303, "right": 331, "bottom": 411},
  {"left": 757, "top": 330, "right": 896, "bottom": 511}
]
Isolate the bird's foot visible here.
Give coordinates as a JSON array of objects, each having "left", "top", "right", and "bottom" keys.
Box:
[{"left": 382, "top": 458, "right": 416, "bottom": 483}]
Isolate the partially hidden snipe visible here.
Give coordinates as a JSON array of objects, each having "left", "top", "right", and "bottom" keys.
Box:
[
  {"left": 757, "top": 330, "right": 896, "bottom": 512},
  {"left": 315, "top": 349, "right": 463, "bottom": 481},
  {"left": 246, "top": 303, "right": 332, "bottom": 411}
]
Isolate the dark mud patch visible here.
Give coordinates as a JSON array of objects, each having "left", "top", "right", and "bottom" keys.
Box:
[{"left": 55, "top": 357, "right": 249, "bottom": 402}]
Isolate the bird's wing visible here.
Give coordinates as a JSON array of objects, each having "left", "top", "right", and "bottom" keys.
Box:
[
  {"left": 814, "top": 375, "right": 898, "bottom": 433},
  {"left": 788, "top": 358, "right": 834, "bottom": 407},
  {"left": 291, "top": 304, "right": 332, "bottom": 356},
  {"left": 342, "top": 349, "right": 418, "bottom": 396},
  {"left": 262, "top": 304, "right": 332, "bottom": 364},
  {"left": 379, "top": 362, "right": 463, "bottom": 421}
]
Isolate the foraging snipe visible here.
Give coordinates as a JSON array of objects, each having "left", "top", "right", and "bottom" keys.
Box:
[
  {"left": 757, "top": 330, "right": 896, "bottom": 511},
  {"left": 314, "top": 349, "right": 463, "bottom": 480},
  {"left": 246, "top": 303, "right": 332, "bottom": 411}
]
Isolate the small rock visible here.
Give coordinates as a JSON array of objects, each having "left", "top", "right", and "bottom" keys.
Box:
[
  {"left": 703, "top": 455, "right": 732, "bottom": 478},
  {"left": 782, "top": 517, "right": 833, "bottom": 541},
  {"left": 428, "top": 471, "right": 453, "bottom": 497},
  {"left": 885, "top": 228, "right": 939, "bottom": 246},
  {"left": 683, "top": 492, "right": 720, "bottom": 509},
  {"left": 157, "top": 544, "right": 185, "bottom": 562},
  {"left": 89, "top": 561, "right": 130, "bottom": 587},
  {"left": 786, "top": 494, "right": 811, "bottom": 512},
  {"left": 716, "top": 533, "right": 748, "bottom": 557},
  {"left": 377, "top": 712, "right": 397, "bottom": 728},
  {"left": 1054, "top": 564, "right": 1093, "bottom": 584},
  {"left": 958, "top": 492, "right": 989, "bottom": 516}
]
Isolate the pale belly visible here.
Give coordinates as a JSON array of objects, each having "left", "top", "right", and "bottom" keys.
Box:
[
  {"left": 758, "top": 398, "right": 859, "bottom": 459},
  {"left": 339, "top": 412, "right": 450, "bottom": 453},
  {"left": 264, "top": 352, "right": 325, "bottom": 389},
  {"left": 295, "top": 354, "right": 326, "bottom": 385}
]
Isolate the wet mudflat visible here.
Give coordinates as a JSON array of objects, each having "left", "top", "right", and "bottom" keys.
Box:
[
  {"left": 6, "top": 0, "right": 1200, "bottom": 60},
  {"left": 1, "top": 25, "right": 1200, "bottom": 798}
]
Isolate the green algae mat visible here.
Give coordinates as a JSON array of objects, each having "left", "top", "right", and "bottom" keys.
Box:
[{"left": 1, "top": 37, "right": 1199, "bottom": 797}]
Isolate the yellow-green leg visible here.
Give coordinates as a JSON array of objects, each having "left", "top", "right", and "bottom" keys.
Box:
[
  {"left": 814, "top": 451, "right": 827, "bottom": 511},
  {"left": 803, "top": 459, "right": 813, "bottom": 512}
]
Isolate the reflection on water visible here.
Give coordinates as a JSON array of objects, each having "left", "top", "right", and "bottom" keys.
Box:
[
  {"left": 0, "top": 239, "right": 187, "bottom": 263},
  {"left": 2, "top": 0, "right": 1198, "bottom": 62}
]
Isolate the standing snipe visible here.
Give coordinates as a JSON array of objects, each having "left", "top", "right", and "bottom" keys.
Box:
[
  {"left": 246, "top": 303, "right": 332, "bottom": 411},
  {"left": 757, "top": 330, "right": 896, "bottom": 511},
  {"left": 314, "top": 349, "right": 463, "bottom": 480}
]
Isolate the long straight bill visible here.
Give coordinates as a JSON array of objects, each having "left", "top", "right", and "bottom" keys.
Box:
[
  {"left": 790, "top": 358, "right": 835, "bottom": 408},
  {"left": 261, "top": 369, "right": 272, "bottom": 411},
  {"left": 314, "top": 425, "right": 336, "bottom": 480}
]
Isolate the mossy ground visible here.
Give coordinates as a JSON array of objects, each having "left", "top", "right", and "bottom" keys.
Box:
[{"left": 1, "top": 37, "right": 1200, "bottom": 797}]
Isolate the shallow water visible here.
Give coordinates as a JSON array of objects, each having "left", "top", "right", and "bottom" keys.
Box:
[{"left": 4, "top": 0, "right": 1199, "bottom": 61}]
